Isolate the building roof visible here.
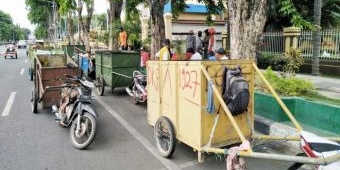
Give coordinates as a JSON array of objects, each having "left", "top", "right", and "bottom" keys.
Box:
[{"left": 164, "top": 3, "right": 207, "bottom": 14}]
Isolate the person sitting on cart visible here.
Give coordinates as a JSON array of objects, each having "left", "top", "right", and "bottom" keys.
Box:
[
  {"left": 156, "top": 39, "right": 171, "bottom": 61},
  {"left": 215, "top": 48, "right": 229, "bottom": 60},
  {"left": 140, "top": 46, "right": 149, "bottom": 72},
  {"left": 185, "top": 47, "right": 195, "bottom": 60},
  {"left": 191, "top": 47, "right": 203, "bottom": 60},
  {"left": 119, "top": 26, "right": 128, "bottom": 50}
]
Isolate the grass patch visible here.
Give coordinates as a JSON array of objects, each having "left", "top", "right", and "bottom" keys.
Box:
[{"left": 256, "top": 67, "right": 340, "bottom": 106}]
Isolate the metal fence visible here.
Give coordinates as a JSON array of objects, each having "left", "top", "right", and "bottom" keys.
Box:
[
  {"left": 257, "top": 31, "right": 284, "bottom": 55},
  {"left": 257, "top": 29, "right": 340, "bottom": 61}
]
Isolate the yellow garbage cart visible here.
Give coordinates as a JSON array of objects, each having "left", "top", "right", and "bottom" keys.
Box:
[
  {"left": 147, "top": 60, "right": 340, "bottom": 168},
  {"left": 147, "top": 60, "right": 255, "bottom": 161}
]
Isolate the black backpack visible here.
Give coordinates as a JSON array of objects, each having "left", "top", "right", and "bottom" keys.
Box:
[{"left": 222, "top": 66, "right": 250, "bottom": 116}]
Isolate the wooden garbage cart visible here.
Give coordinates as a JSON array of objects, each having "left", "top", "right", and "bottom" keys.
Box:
[
  {"left": 95, "top": 50, "right": 140, "bottom": 95},
  {"left": 27, "top": 46, "right": 64, "bottom": 81},
  {"left": 147, "top": 60, "right": 255, "bottom": 161},
  {"left": 31, "top": 54, "right": 79, "bottom": 113}
]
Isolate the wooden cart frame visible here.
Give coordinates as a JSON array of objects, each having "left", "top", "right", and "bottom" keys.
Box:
[
  {"left": 147, "top": 60, "right": 340, "bottom": 167},
  {"left": 31, "top": 54, "right": 79, "bottom": 113}
]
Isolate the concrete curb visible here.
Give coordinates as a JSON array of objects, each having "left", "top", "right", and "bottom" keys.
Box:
[{"left": 254, "top": 115, "right": 300, "bottom": 151}]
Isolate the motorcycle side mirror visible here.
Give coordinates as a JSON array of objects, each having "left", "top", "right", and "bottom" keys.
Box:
[{"left": 66, "top": 63, "right": 75, "bottom": 68}]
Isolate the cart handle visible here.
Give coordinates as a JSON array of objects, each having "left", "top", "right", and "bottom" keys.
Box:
[
  {"left": 202, "top": 147, "right": 340, "bottom": 166},
  {"left": 253, "top": 134, "right": 340, "bottom": 142}
]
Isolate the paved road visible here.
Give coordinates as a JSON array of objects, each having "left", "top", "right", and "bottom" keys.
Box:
[{"left": 0, "top": 45, "right": 308, "bottom": 170}]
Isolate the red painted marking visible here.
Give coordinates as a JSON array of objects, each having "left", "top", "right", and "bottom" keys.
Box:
[
  {"left": 180, "top": 68, "right": 201, "bottom": 98},
  {"left": 147, "top": 66, "right": 159, "bottom": 91},
  {"left": 190, "top": 70, "right": 200, "bottom": 97},
  {"left": 163, "top": 67, "right": 172, "bottom": 95}
]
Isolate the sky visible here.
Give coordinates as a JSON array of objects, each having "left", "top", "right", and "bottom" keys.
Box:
[{"left": 0, "top": 0, "right": 108, "bottom": 32}]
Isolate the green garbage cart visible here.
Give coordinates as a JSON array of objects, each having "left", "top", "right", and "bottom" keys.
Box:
[{"left": 95, "top": 50, "right": 140, "bottom": 95}]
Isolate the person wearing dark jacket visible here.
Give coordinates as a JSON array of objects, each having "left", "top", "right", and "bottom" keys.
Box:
[
  {"left": 201, "top": 29, "right": 210, "bottom": 59},
  {"left": 186, "top": 30, "right": 196, "bottom": 50}
]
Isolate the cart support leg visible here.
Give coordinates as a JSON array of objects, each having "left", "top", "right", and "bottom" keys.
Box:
[{"left": 198, "top": 151, "right": 204, "bottom": 163}]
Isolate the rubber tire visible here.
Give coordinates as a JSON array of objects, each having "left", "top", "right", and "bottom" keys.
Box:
[
  {"left": 32, "top": 89, "right": 38, "bottom": 113},
  {"left": 70, "top": 112, "right": 97, "bottom": 150},
  {"left": 130, "top": 96, "right": 140, "bottom": 105},
  {"left": 154, "top": 116, "right": 176, "bottom": 158},
  {"left": 96, "top": 76, "right": 105, "bottom": 96},
  {"left": 129, "top": 86, "right": 140, "bottom": 105},
  {"left": 29, "top": 68, "right": 34, "bottom": 81}
]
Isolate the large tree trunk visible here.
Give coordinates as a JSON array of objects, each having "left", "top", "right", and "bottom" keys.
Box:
[
  {"left": 83, "top": 0, "right": 94, "bottom": 52},
  {"left": 312, "top": 0, "right": 322, "bottom": 75},
  {"left": 148, "top": 0, "right": 166, "bottom": 60},
  {"left": 76, "top": 0, "right": 84, "bottom": 45},
  {"left": 228, "top": 0, "right": 268, "bottom": 59},
  {"left": 67, "top": 12, "right": 74, "bottom": 45},
  {"left": 108, "top": 1, "right": 122, "bottom": 50}
]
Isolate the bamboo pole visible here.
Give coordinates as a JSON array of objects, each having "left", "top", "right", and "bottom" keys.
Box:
[
  {"left": 200, "top": 65, "right": 253, "bottom": 153},
  {"left": 254, "top": 134, "right": 340, "bottom": 142},
  {"left": 202, "top": 147, "right": 340, "bottom": 165},
  {"left": 252, "top": 63, "right": 303, "bottom": 131},
  {"left": 253, "top": 134, "right": 300, "bottom": 141}
]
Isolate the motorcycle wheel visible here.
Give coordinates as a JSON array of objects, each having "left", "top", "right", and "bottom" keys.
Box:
[
  {"left": 96, "top": 76, "right": 105, "bottom": 96},
  {"left": 129, "top": 88, "right": 140, "bottom": 105},
  {"left": 29, "top": 68, "right": 34, "bottom": 81},
  {"left": 31, "top": 89, "right": 38, "bottom": 113},
  {"left": 154, "top": 116, "right": 176, "bottom": 158},
  {"left": 70, "top": 112, "right": 97, "bottom": 150},
  {"left": 130, "top": 96, "right": 140, "bottom": 105}
]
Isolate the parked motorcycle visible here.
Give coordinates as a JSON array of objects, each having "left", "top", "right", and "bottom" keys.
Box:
[
  {"left": 288, "top": 131, "right": 340, "bottom": 170},
  {"left": 126, "top": 70, "right": 147, "bottom": 104},
  {"left": 52, "top": 74, "right": 98, "bottom": 150}
]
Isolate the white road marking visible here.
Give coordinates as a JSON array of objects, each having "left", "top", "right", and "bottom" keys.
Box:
[
  {"left": 25, "top": 59, "right": 28, "bottom": 63},
  {"left": 2, "top": 92, "right": 16, "bottom": 117},
  {"left": 178, "top": 160, "right": 200, "bottom": 168},
  {"left": 96, "top": 96, "right": 180, "bottom": 170},
  {"left": 155, "top": 160, "right": 205, "bottom": 170},
  {"left": 20, "top": 68, "right": 24, "bottom": 75}
]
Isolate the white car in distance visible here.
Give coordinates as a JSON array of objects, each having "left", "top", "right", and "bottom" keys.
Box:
[{"left": 17, "top": 40, "right": 27, "bottom": 49}]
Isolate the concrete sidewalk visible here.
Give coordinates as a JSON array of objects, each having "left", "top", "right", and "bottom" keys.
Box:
[{"left": 296, "top": 74, "right": 340, "bottom": 99}]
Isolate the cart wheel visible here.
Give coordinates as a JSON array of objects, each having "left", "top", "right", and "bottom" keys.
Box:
[
  {"left": 28, "top": 68, "right": 34, "bottom": 81},
  {"left": 111, "top": 87, "right": 115, "bottom": 94},
  {"left": 31, "top": 89, "right": 38, "bottom": 113},
  {"left": 154, "top": 116, "right": 176, "bottom": 158},
  {"left": 96, "top": 76, "right": 105, "bottom": 96}
]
